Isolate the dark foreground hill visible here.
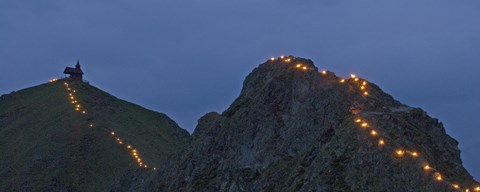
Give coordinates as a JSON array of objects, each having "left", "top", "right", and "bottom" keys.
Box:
[
  {"left": 162, "top": 56, "right": 479, "bottom": 191},
  {"left": 0, "top": 80, "right": 191, "bottom": 191}
]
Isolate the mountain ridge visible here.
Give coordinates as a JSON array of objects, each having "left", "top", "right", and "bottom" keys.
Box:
[
  {"left": 1, "top": 56, "right": 478, "bottom": 191},
  {"left": 163, "top": 55, "right": 479, "bottom": 191}
]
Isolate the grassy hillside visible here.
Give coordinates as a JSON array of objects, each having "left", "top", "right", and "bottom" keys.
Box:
[{"left": 0, "top": 80, "right": 191, "bottom": 191}]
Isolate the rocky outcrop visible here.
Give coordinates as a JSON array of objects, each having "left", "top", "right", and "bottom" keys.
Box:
[{"left": 164, "top": 56, "right": 478, "bottom": 191}]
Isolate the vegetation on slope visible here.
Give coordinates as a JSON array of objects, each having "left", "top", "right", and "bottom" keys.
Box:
[{"left": 0, "top": 80, "right": 190, "bottom": 191}]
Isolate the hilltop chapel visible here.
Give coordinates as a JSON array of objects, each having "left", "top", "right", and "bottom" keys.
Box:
[{"left": 63, "top": 60, "right": 84, "bottom": 81}]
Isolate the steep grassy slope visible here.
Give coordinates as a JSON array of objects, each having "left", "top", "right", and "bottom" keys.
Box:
[{"left": 0, "top": 80, "right": 191, "bottom": 191}]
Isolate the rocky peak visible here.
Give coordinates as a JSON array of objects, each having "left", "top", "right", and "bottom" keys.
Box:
[{"left": 165, "top": 56, "right": 478, "bottom": 191}]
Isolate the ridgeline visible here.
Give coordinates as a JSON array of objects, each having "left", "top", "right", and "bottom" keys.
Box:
[{"left": 0, "top": 56, "right": 478, "bottom": 191}]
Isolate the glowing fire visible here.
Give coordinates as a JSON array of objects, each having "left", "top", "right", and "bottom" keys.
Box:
[
  {"left": 410, "top": 151, "right": 419, "bottom": 157},
  {"left": 424, "top": 165, "right": 431, "bottom": 171},
  {"left": 396, "top": 150, "right": 405, "bottom": 157},
  {"left": 435, "top": 173, "right": 442, "bottom": 181},
  {"left": 378, "top": 139, "right": 385, "bottom": 145}
]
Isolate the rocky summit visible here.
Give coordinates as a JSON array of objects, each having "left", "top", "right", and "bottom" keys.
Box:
[{"left": 162, "top": 56, "right": 479, "bottom": 191}]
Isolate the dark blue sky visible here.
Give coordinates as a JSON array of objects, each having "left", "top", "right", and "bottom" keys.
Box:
[{"left": 1, "top": 0, "right": 479, "bottom": 179}]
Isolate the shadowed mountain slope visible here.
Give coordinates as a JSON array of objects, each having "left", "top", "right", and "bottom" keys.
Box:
[
  {"left": 163, "top": 56, "right": 479, "bottom": 192},
  {"left": 0, "top": 80, "right": 191, "bottom": 191}
]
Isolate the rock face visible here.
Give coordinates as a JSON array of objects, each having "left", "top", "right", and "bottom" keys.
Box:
[{"left": 164, "top": 56, "right": 478, "bottom": 191}]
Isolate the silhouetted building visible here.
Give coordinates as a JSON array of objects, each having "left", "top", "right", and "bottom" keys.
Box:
[{"left": 64, "top": 60, "right": 84, "bottom": 81}]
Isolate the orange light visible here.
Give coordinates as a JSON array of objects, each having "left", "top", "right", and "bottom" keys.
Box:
[
  {"left": 116, "top": 138, "right": 120, "bottom": 141},
  {"left": 354, "top": 78, "right": 359, "bottom": 81},
  {"left": 321, "top": 70, "right": 327, "bottom": 75},
  {"left": 132, "top": 149, "right": 137, "bottom": 153},
  {"left": 355, "top": 119, "right": 362, "bottom": 123},
  {"left": 76, "top": 104, "right": 80, "bottom": 108},
  {"left": 67, "top": 88, "right": 71, "bottom": 91},
  {"left": 362, "top": 81, "right": 367, "bottom": 86},
  {"left": 452, "top": 184, "right": 460, "bottom": 189},
  {"left": 340, "top": 79, "right": 345, "bottom": 83},
  {"left": 118, "top": 141, "right": 123, "bottom": 144},
  {"left": 133, "top": 152, "right": 137, "bottom": 156},
  {"left": 137, "top": 158, "right": 141, "bottom": 162},
  {"left": 302, "top": 66, "right": 307, "bottom": 70},
  {"left": 360, "top": 86, "right": 365, "bottom": 90},
  {"left": 474, "top": 186, "right": 480, "bottom": 191},
  {"left": 424, "top": 165, "right": 431, "bottom": 171},
  {"left": 70, "top": 97, "right": 74, "bottom": 100},
  {"left": 410, "top": 151, "right": 419, "bottom": 157},
  {"left": 396, "top": 150, "right": 405, "bottom": 157},
  {"left": 350, "top": 74, "right": 356, "bottom": 78},
  {"left": 296, "top": 64, "right": 302, "bottom": 68},
  {"left": 361, "top": 123, "right": 368, "bottom": 127},
  {"left": 378, "top": 139, "right": 385, "bottom": 145},
  {"left": 69, "top": 93, "right": 73, "bottom": 96},
  {"left": 71, "top": 101, "right": 75, "bottom": 104},
  {"left": 371, "top": 130, "right": 378, "bottom": 136},
  {"left": 280, "top": 56, "right": 285, "bottom": 59},
  {"left": 127, "top": 145, "right": 131, "bottom": 149},
  {"left": 75, "top": 108, "right": 80, "bottom": 111},
  {"left": 270, "top": 57, "right": 275, "bottom": 61},
  {"left": 285, "top": 58, "right": 291, "bottom": 62},
  {"left": 434, "top": 173, "right": 442, "bottom": 181},
  {"left": 111, "top": 132, "right": 115, "bottom": 135},
  {"left": 364, "top": 92, "right": 369, "bottom": 96}
]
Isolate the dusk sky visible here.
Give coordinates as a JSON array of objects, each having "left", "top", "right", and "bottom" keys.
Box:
[{"left": 1, "top": 0, "right": 479, "bottom": 179}]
